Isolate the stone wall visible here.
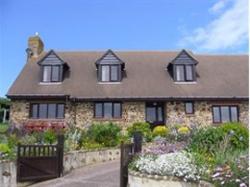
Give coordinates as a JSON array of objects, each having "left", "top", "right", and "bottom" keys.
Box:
[
  {"left": 9, "top": 100, "right": 29, "bottom": 125},
  {"left": 9, "top": 100, "right": 248, "bottom": 128},
  {"left": 239, "top": 101, "right": 249, "bottom": 126},
  {"left": 65, "top": 102, "right": 145, "bottom": 130},
  {"left": 63, "top": 148, "right": 120, "bottom": 174},
  {"left": 166, "top": 101, "right": 249, "bottom": 127},
  {"left": 166, "top": 101, "right": 212, "bottom": 127},
  {"left": 0, "top": 161, "right": 16, "bottom": 187},
  {"left": 128, "top": 171, "right": 214, "bottom": 187}
]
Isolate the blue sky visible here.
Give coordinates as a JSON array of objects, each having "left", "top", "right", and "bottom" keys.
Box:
[{"left": 0, "top": 0, "right": 248, "bottom": 97}]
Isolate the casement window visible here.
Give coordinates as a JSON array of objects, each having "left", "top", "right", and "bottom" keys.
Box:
[
  {"left": 94, "top": 102, "right": 122, "bottom": 118},
  {"left": 100, "top": 65, "right": 120, "bottom": 82},
  {"left": 175, "top": 65, "right": 194, "bottom": 82},
  {"left": 42, "top": 65, "right": 61, "bottom": 82},
  {"left": 185, "top": 102, "right": 194, "bottom": 114},
  {"left": 30, "top": 103, "right": 65, "bottom": 119},
  {"left": 212, "top": 106, "right": 239, "bottom": 123},
  {"left": 145, "top": 102, "right": 164, "bottom": 126}
]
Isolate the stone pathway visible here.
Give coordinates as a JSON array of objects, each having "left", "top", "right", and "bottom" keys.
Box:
[{"left": 30, "top": 160, "right": 120, "bottom": 187}]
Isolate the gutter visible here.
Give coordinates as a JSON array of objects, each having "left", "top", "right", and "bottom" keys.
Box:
[{"left": 6, "top": 94, "right": 248, "bottom": 101}]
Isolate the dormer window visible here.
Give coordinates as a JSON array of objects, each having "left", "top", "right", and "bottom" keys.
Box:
[
  {"left": 176, "top": 64, "right": 194, "bottom": 82},
  {"left": 96, "top": 50, "right": 125, "bottom": 83},
  {"left": 168, "top": 49, "right": 198, "bottom": 83},
  {"left": 101, "top": 65, "right": 119, "bottom": 82},
  {"left": 38, "top": 50, "right": 69, "bottom": 83},
  {"left": 43, "top": 65, "right": 61, "bottom": 82}
]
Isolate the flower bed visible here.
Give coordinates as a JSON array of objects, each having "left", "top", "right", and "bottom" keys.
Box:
[
  {"left": 129, "top": 122, "right": 249, "bottom": 187},
  {"left": 128, "top": 170, "right": 214, "bottom": 187},
  {"left": 130, "top": 152, "right": 200, "bottom": 182}
]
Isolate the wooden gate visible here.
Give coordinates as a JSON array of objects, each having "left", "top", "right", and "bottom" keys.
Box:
[
  {"left": 120, "top": 132, "right": 142, "bottom": 187},
  {"left": 17, "top": 135, "right": 64, "bottom": 182}
]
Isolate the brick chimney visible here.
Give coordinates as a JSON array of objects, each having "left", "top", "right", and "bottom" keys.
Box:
[{"left": 27, "top": 33, "right": 44, "bottom": 58}]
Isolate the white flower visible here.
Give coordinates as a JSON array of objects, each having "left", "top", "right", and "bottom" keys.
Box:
[
  {"left": 131, "top": 151, "right": 200, "bottom": 181},
  {"left": 212, "top": 172, "right": 220, "bottom": 178}
]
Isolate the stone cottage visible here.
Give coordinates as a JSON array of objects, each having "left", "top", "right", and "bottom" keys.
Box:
[{"left": 7, "top": 35, "right": 249, "bottom": 130}]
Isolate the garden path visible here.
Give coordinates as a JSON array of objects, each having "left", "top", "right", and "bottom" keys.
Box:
[{"left": 30, "top": 160, "right": 120, "bottom": 187}]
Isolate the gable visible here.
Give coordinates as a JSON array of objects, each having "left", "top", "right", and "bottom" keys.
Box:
[
  {"left": 171, "top": 50, "right": 198, "bottom": 65},
  {"left": 95, "top": 50, "right": 124, "bottom": 65},
  {"left": 38, "top": 50, "right": 65, "bottom": 65}
]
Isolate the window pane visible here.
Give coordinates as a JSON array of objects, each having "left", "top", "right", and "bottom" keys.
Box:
[
  {"left": 221, "top": 106, "right": 230, "bottom": 122},
  {"left": 31, "top": 104, "right": 38, "bottom": 118},
  {"left": 111, "top": 66, "right": 118, "bottom": 81},
  {"left": 185, "top": 102, "right": 194, "bottom": 114},
  {"left": 95, "top": 103, "right": 103, "bottom": 118},
  {"left": 113, "top": 103, "right": 121, "bottom": 118},
  {"left": 39, "top": 104, "right": 47, "bottom": 118},
  {"left": 43, "top": 66, "right": 51, "bottom": 82},
  {"left": 176, "top": 65, "right": 185, "bottom": 81},
  {"left": 230, "top": 107, "right": 238, "bottom": 122},
  {"left": 52, "top": 66, "right": 60, "bottom": 82},
  {"left": 101, "top": 66, "right": 110, "bottom": 81},
  {"left": 146, "top": 107, "right": 156, "bottom": 122},
  {"left": 157, "top": 107, "right": 163, "bottom": 121},
  {"left": 48, "top": 104, "right": 56, "bottom": 118},
  {"left": 185, "top": 65, "right": 193, "bottom": 81},
  {"left": 57, "top": 104, "right": 65, "bottom": 118},
  {"left": 213, "top": 107, "right": 220, "bottom": 123},
  {"left": 104, "top": 103, "right": 112, "bottom": 118}
]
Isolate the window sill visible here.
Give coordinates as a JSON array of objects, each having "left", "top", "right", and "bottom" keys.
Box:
[
  {"left": 185, "top": 113, "right": 195, "bottom": 117},
  {"left": 39, "top": 82, "right": 62, "bottom": 85},
  {"left": 174, "top": 82, "right": 197, "bottom": 84},
  {"left": 28, "top": 118, "right": 65, "bottom": 121},
  {"left": 93, "top": 118, "right": 123, "bottom": 121},
  {"left": 98, "top": 82, "right": 122, "bottom": 84}
]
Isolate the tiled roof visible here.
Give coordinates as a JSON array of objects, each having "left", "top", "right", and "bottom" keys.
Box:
[{"left": 7, "top": 50, "right": 249, "bottom": 100}]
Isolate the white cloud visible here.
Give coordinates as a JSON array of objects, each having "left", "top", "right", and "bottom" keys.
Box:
[
  {"left": 209, "top": 0, "right": 229, "bottom": 13},
  {"left": 179, "top": 0, "right": 248, "bottom": 52}
]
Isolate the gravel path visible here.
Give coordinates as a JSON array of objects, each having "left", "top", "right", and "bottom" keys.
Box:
[{"left": 30, "top": 160, "right": 120, "bottom": 187}]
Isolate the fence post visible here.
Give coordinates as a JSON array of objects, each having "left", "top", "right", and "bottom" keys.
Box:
[
  {"left": 133, "top": 131, "right": 142, "bottom": 153},
  {"left": 16, "top": 143, "right": 21, "bottom": 182},
  {"left": 57, "top": 135, "right": 64, "bottom": 177},
  {"left": 120, "top": 141, "right": 124, "bottom": 187}
]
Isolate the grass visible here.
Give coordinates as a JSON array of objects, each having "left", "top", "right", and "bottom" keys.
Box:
[{"left": 0, "top": 123, "right": 9, "bottom": 133}]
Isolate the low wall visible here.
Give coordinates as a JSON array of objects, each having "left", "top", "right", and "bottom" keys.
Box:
[
  {"left": 128, "top": 171, "right": 214, "bottom": 187},
  {"left": 63, "top": 148, "right": 120, "bottom": 173},
  {"left": 0, "top": 161, "right": 16, "bottom": 187}
]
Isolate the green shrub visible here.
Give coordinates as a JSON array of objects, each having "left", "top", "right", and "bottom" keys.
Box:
[
  {"left": 44, "top": 129, "right": 57, "bottom": 144},
  {"left": 81, "top": 141, "right": 104, "bottom": 150},
  {"left": 188, "top": 126, "right": 224, "bottom": 153},
  {"left": 127, "top": 122, "right": 152, "bottom": 142},
  {"left": 7, "top": 134, "right": 18, "bottom": 149},
  {"left": 219, "top": 122, "right": 248, "bottom": 150},
  {"left": 64, "top": 128, "right": 83, "bottom": 151},
  {"left": 152, "top": 126, "right": 169, "bottom": 137},
  {"left": 0, "top": 143, "right": 11, "bottom": 154},
  {"left": 0, "top": 123, "right": 8, "bottom": 134},
  {"left": 119, "top": 134, "right": 132, "bottom": 144},
  {"left": 87, "top": 122, "right": 121, "bottom": 147},
  {"left": 19, "top": 134, "right": 37, "bottom": 145}
]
